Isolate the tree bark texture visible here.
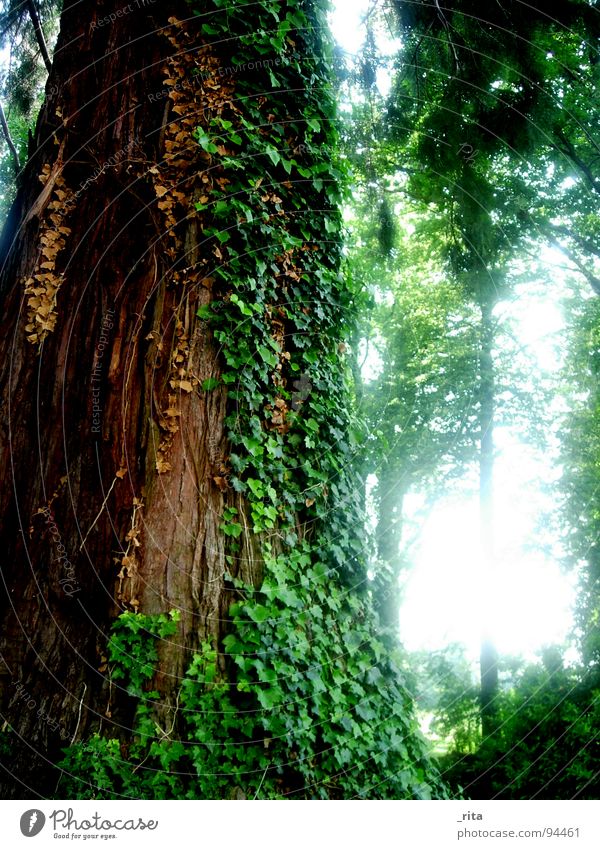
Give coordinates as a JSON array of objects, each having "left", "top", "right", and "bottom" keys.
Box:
[{"left": 0, "top": 0, "right": 261, "bottom": 796}]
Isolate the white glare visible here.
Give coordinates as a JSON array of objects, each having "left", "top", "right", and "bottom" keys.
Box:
[{"left": 329, "top": 0, "right": 370, "bottom": 55}]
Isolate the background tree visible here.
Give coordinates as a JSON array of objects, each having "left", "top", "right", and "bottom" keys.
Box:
[
  {"left": 346, "top": 194, "right": 480, "bottom": 629},
  {"left": 561, "top": 290, "right": 600, "bottom": 667}
]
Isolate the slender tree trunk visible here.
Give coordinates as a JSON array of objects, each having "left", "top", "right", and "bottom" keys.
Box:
[
  {"left": 0, "top": 101, "right": 20, "bottom": 175},
  {"left": 26, "top": 0, "right": 53, "bottom": 74},
  {"left": 478, "top": 288, "right": 498, "bottom": 737},
  {"left": 0, "top": 0, "right": 262, "bottom": 797},
  {"left": 375, "top": 465, "right": 405, "bottom": 631}
]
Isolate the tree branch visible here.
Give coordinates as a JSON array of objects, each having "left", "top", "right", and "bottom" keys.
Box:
[
  {"left": 26, "top": 0, "right": 52, "bottom": 74},
  {"left": 434, "top": 0, "right": 460, "bottom": 73},
  {"left": 548, "top": 234, "right": 600, "bottom": 295},
  {"left": 554, "top": 129, "right": 600, "bottom": 197},
  {"left": 545, "top": 220, "right": 600, "bottom": 262},
  {"left": 0, "top": 100, "right": 20, "bottom": 175}
]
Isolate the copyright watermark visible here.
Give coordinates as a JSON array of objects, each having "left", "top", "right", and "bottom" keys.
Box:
[{"left": 91, "top": 0, "right": 157, "bottom": 30}]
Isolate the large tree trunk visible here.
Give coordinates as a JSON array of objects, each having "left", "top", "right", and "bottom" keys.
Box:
[{"left": 0, "top": 0, "right": 260, "bottom": 797}]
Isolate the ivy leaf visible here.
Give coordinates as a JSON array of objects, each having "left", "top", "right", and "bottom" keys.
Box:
[
  {"left": 258, "top": 345, "right": 278, "bottom": 367},
  {"left": 230, "top": 294, "right": 253, "bottom": 316},
  {"left": 222, "top": 633, "right": 243, "bottom": 655},
  {"left": 266, "top": 147, "right": 281, "bottom": 166},
  {"left": 257, "top": 664, "right": 277, "bottom": 684},
  {"left": 222, "top": 522, "right": 242, "bottom": 538},
  {"left": 257, "top": 687, "right": 280, "bottom": 710},
  {"left": 196, "top": 304, "right": 212, "bottom": 320},
  {"left": 247, "top": 604, "right": 271, "bottom": 624},
  {"left": 196, "top": 131, "right": 218, "bottom": 154},
  {"left": 242, "top": 435, "right": 263, "bottom": 457},
  {"left": 247, "top": 478, "right": 265, "bottom": 499}
]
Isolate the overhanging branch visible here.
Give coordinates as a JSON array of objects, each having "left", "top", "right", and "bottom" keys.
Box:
[{"left": 0, "top": 100, "right": 20, "bottom": 175}]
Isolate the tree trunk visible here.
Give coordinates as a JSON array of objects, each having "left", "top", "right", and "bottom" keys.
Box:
[
  {"left": 0, "top": 0, "right": 261, "bottom": 797},
  {"left": 478, "top": 288, "right": 498, "bottom": 738}
]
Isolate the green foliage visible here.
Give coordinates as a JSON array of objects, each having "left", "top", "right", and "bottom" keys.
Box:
[
  {"left": 59, "top": 556, "right": 448, "bottom": 799},
  {"left": 189, "top": 0, "right": 362, "bottom": 563},
  {"left": 411, "top": 646, "right": 481, "bottom": 756},
  {"left": 440, "top": 657, "right": 600, "bottom": 799},
  {"left": 0, "top": 0, "right": 58, "bottom": 109},
  {"left": 390, "top": 0, "right": 600, "bottom": 293},
  {"left": 107, "top": 609, "right": 180, "bottom": 698},
  {"left": 363, "top": 244, "right": 480, "bottom": 492},
  {"left": 413, "top": 645, "right": 600, "bottom": 799},
  {"left": 0, "top": 105, "right": 28, "bottom": 214}
]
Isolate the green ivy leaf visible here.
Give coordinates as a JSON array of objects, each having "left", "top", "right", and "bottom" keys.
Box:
[
  {"left": 247, "top": 604, "right": 271, "bottom": 624},
  {"left": 266, "top": 147, "right": 281, "bottom": 166}
]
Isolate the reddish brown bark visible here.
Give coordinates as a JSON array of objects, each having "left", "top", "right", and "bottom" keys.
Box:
[{"left": 0, "top": 1, "right": 256, "bottom": 796}]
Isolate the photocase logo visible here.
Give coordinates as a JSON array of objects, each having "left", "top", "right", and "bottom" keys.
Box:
[{"left": 19, "top": 810, "right": 46, "bottom": 837}]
